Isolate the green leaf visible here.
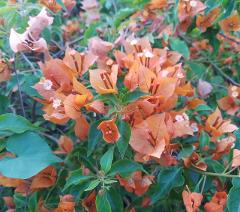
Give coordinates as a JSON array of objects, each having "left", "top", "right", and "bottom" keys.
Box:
[
  {"left": 106, "top": 188, "right": 124, "bottom": 212},
  {"left": 82, "top": 23, "right": 98, "bottom": 45},
  {"left": 187, "top": 62, "right": 206, "bottom": 78},
  {"left": 64, "top": 169, "right": 94, "bottom": 191},
  {"left": 29, "top": 192, "right": 38, "bottom": 212},
  {"left": 0, "top": 132, "right": 61, "bottom": 179},
  {"left": 203, "top": 28, "right": 220, "bottom": 56},
  {"left": 227, "top": 187, "right": 240, "bottom": 212},
  {"left": 100, "top": 146, "right": 114, "bottom": 173},
  {"left": 150, "top": 167, "right": 185, "bottom": 204},
  {"left": 234, "top": 129, "right": 240, "bottom": 149},
  {"left": 0, "top": 5, "right": 17, "bottom": 16},
  {"left": 96, "top": 192, "right": 112, "bottom": 212},
  {"left": 205, "top": 0, "right": 221, "bottom": 14},
  {"left": 85, "top": 179, "right": 100, "bottom": 191},
  {"left": 124, "top": 88, "right": 148, "bottom": 103},
  {"left": 108, "top": 159, "right": 144, "bottom": 176},
  {"left": 232, "top": 178, "right": 240, "bottom": 188},
  {"left": 199, "top": 131, "right": 210, "bottom": 150},
  {"left": 13, "top": 193, "right": 26, "bottom": 209},
  {"left": 0, "top": 95, "right": 9, "bottom": 114},
  {"left": 169, "top": 37, "right": 189, "bottom": 59},
  {"left": 88, "top": 121, "right": 103, "bottom": 156},
  {"left": 177, "top": 146, "right": 194, "bottom": 160},
  {"left": 217, "top": 0, "right": 235, "bottom": 21},
  {"left": 206, "top": 159, "right": 225, "bottom": 184},
  {"left": 195, "top": 104, "right": 213, "bottom": 112},
  {"left": 113, "top": 8, "right": 136, "bottom": 28},
  {"left": 0, "top": 113, "right": 38, "bottom": 135},
  {"left": 116, "top": 121, "right": 131, "bottom": 158}
]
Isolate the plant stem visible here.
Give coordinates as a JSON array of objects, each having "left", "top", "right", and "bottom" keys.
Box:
[
  {"left": 179, "top": 34, "right": 240, "bottom": 86},
  {"left": 39, "top": 131, "right": 59, "bottom": 143},
  {"left": 21, "top": 53, "right": 37, "bottom": 73},
  {"left": 218, "top": 32, "right": 240, "bottom": 45},
  {"left": 200, "top": 175, "right": 206, "bottom": 194},
  {"left": 13, "top": 54, "right": 26, "bottom": 117},
  {"left": 191, "top": 167, "right": 240, "bottom": 178},
  {"left": 209, "top": 61, "right": 240, "bottom": 86}
]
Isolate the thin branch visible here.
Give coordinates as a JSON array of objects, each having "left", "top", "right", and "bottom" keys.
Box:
[
  {"left": 39, "top": 132, "right": 59, "bottom": 143},
  {"left": 200, "top": 175, "right": 206, "bottom": 194},
  {"left": 218, "top": 32, "right": 240, "bottom": 45},
  {"left": 50, "top": 39, "right": 65, "bottom": 51},
  {"left": 31, "top": 101, "right": 37, "bottom": 122},
  {"left": 191, "top": 167, "right": 240, "bottom": 178},
  {"left": 209, "top": 61, "right": 240, "bottom": 86},
  {"left": 67, "top": 35, "right": 84, "bottom": 46},
  {"left": 13, "top": 54, "right": 26, "bottom": 117},
  {"left": 21, "top": 53, "right": 37, "bottom": 73},
  {"left": 179, "top": 34, "right": 240, "bottom": 86}
]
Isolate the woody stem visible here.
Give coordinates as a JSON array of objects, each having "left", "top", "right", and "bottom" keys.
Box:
[{"left": 13, "top": 54, "right": 26, "bottom": 118}]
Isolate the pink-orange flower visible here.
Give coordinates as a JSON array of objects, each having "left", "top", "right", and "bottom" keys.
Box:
[
  {"left": 82, "top": 191, "right": 96, "bottom": 212},
  {"left": 219, "top": 11, "right": 240, "bottom": 32},
  {"left": 30, "top": 166, "right": 57, "bottom": 191},
  {"left": 9, "top": 8, "right": 53, "bottom": 53},
  {"left": 81, "top": 0, "right": 100, "bottom": 25},
  {"left": 98, "top": 119, "right": 120, "bottom": 143},
  {"left": 232, "top": 149, "right": 240, "bottom": 168},
  {"left": 55, "top": 136, "right": 74, "bottom": 154},
  {"left": 38, "top": 59, "right": 73, "bottom": 93},
  {"left": 39, "top": 0, "right": 62, "bottom": 12},
  {"left": 55, "top": 194, "right": 75, "bottom": 212},
  {"left": 204, "top": 191, "right": 227, "bottom": 212},
  {"left": 74, "top": 116, "right": 90, "bottom": 141},
  {"left": 147, "top": 0, "right": 168, "bottom": 10},
  {"left": 182, "top": 190, "right": 203, "bottom": 212},
  {"left": 89, "top": 67, "right": 118, "bottom": 94},
  {"left": 183, "top": 152, "right": 207, "bottom": 171},
  {"left": 212, "top": 135, "right": 235, "bottom": 160},
  {"left": 205, "top": 108, "right": 238, "bottom": 138},
  {"left": 88, "top": 37, "right": 113, "bottom": 59},
  {"left": 196, "top": 7, "right": 221, "bottom": 32},
  {"left": 0, "top": 59, "right": 11, "bottom": 82},
  {"left": 116, "top": 171, "right": 154, "bottom": 196},
  {"left": 130, "top": 113, "right": 169, "bottom": 159},
  {"left": 218, "top": 85, "right": 240, "bottom": 115},
  {"left": 63, "top": 47, "right": 97, "bottom": 77}
]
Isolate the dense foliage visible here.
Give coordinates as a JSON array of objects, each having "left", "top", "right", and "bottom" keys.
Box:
[{"left": 0, "top": 0, "right": 239, "bottom": 211}]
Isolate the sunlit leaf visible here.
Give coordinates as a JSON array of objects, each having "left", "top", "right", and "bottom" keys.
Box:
[{"left": 0, "top": 132, "right": 61, "bottom": 179}]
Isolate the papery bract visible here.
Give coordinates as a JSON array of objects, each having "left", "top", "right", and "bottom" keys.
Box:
[
  {"left": 204, "top": 191, "right": 227, "bottom": 212},
  {"left": 97, "top": 119, "right": 120, "bottom": 143},
  {"left": 9, "top": 8, "right": 53, "bottom": 53},
  {"left": 182, "top": 190, "right": 203, "bottom": 212},
  {"left": 116, "top": 171, "right": 154, "bottom": 196}
]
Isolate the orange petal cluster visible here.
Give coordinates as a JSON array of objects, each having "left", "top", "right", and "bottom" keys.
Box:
[
  {"left": 178, "top": 0, "right": 206, "bottom": 31},
  {"left": 219, "top": 11, "right": 240, "bottom": 32},
  {"left": 55, "top": 194, "right": 75, "bottom": 212},
  {"left": 98, "top": 119, "right": 120, "bottom": 143},
  {"left": 218, "top": 85, "right": 240, "bottom": 115},
  {"left": 34, "top": 48, "right": 96, "bottom": 140},
  {"left": 116, "top": 171, "right": 154, "bottom": 196},
  {"left": 9, "top": 8, "right": 53, "bottom": 53},
  {"left": 204, "top": 191, "right": 227, "bottom": 212},
  {"left": 0, "top": 166, "right": 57, "bottom": 196},
  {"left": 0, "top": 58, "right": 11, "bottom": 82},
  {"left": 205, "top": 108, "right": 238, "bottom": 139},
  {"left": 182, "top": 190, "right": 203, "bottom": 212}
]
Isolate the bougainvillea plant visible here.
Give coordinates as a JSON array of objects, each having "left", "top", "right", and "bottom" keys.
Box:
[{"left": 0, "top": 0, "right": 239, "bottom": 211}]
